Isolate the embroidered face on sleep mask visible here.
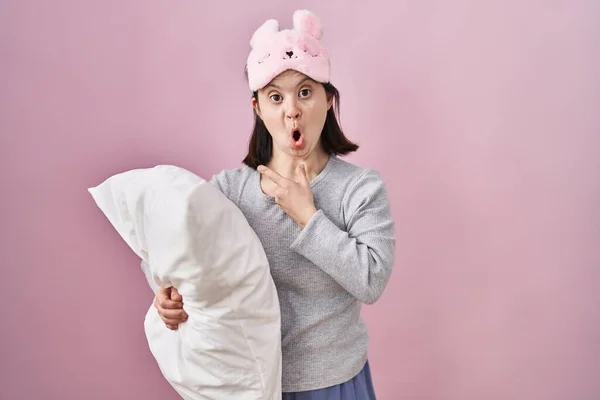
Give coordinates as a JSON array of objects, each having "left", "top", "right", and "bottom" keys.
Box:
[{"left": 246, "top": 9, "right": 331, "bottom": 92}]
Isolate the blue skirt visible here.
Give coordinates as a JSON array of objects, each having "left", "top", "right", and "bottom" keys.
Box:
[{"left": 282, "top": 360, "right": 376, "bottom": 400}]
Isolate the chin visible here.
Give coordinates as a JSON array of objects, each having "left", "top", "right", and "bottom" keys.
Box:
[
  {"left": 286, "top": 148, "right": 307, "bottom": 157},
  {"left": 290, "top": 145, "right": 319, "bottom": 159}
]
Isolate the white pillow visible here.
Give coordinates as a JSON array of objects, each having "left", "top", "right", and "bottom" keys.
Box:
[{"left": 88, "top": 165, "right": 282, "bottom": 400}]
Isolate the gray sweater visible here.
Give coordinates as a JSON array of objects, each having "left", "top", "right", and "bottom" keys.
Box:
[{"left": 209, "top": 155, "right": 396, "bottom": 392}]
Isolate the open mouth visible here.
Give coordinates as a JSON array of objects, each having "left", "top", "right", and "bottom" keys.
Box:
[{"left": 291, "top": 129, "right": 304, "bottom": 148}]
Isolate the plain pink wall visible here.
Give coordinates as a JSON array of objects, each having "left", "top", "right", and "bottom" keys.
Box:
[{"left": 1, "top": 1, "right": 599, "bottom": 399}]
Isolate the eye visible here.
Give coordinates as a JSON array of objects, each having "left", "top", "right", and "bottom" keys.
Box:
[
  {"left": 269, "top": 94, "right": 282, "bottom": 103},
  {"left": 299, "top": 88, "right": 311, "bottom": 98}
]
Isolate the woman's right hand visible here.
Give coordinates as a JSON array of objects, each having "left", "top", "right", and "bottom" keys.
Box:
[{"left": 154, "top": 287, "right": 188, "bottom": 330}]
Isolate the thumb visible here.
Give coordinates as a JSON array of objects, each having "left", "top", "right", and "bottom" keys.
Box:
[
  {"left": 154, "top": 287, "right": 170, "bottom": 304},
  {"left": 158, "top": 287, "right": 171, "bottom": 298}
]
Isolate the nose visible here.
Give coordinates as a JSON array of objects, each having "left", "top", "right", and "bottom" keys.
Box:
[{"left": 285, "top": 98, "right": 301, "bottom": 120}]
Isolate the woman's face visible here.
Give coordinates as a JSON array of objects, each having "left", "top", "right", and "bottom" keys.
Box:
[{"left": 253, "top": 70, "right": 332, "bottom": 160}]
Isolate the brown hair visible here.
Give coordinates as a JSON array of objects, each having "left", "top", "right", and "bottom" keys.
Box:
[{"left": 241, "top": 76, "right": 359, "bottom": 169}]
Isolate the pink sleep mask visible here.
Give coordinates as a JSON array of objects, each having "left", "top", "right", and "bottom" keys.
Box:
[{"left": 246, "top": 9, "right": 330, "bottom": 92}]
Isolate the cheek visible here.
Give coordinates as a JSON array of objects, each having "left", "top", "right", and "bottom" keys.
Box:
[
  {"left": 306, "top": 102, "right": 328, "bottom": 133},
  {"left": 260, "top": 109, "right": 285, "bottom": 136}
]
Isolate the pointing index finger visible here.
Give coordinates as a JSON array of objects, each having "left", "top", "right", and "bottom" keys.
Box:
[{"left": 257, "top": 165, "right": 289, "bottom": 187}]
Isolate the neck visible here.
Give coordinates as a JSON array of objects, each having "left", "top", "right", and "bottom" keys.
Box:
[{"left": 267, "top": 148, "right": 330, "bottom": 181}]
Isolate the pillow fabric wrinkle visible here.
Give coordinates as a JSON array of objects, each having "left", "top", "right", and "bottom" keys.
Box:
[{"left": 88, "top": 165, "right": 282, "bottom": 400}]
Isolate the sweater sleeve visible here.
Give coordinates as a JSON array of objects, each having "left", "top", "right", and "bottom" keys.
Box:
[
  {"left": 209, "top": 168, "right": 241, "bottom": 203},
  {"left": 209, "top": 171, "right": 226, "bottom": 194},
  {"left": 289, "top": 169, "right": 396, "bottom": 304}
]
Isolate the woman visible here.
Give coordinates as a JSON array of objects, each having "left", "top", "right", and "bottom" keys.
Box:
[{"left": 153, "top": 9, "right": 396, "bottom": 399}]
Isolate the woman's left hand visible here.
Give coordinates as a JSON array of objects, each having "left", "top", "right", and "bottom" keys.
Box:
[{"left": 257, "top": 163, "right": 317, "bottom": 229}]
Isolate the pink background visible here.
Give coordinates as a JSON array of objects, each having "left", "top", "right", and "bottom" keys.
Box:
[{"left": 1, "top": 1, "right": 599, "bottom": 399}]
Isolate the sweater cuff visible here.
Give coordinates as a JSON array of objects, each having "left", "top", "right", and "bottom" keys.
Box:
[{"left": 290, "top": 209, "right": 341, "bottom": 259}]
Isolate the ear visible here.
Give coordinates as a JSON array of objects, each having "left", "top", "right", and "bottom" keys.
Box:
[
  {"left": 326, "top": 93, "right": 334, "bottom": 110},
  {"left": 251, "top": 96, "right": 262, "bottom": 118},
  {"left": 293, "top": 10, "right": 324, "bottom": 40},
  {"left": 250, "top": 18, "right": 279, "bottom": 49}
]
